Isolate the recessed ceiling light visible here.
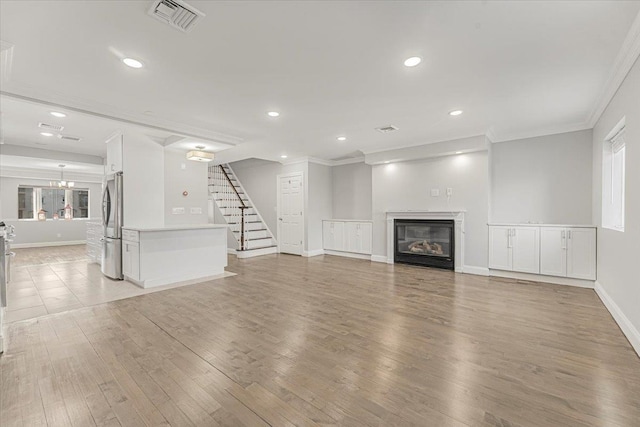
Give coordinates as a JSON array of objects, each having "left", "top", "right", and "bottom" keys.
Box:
[
  {"left": 40, "top": 132, "right": 54, "bottom": 137},
  {"left": 267, "top": 111, "right": 280, "bottom": 117},
  {"left": 50, "top": 111, "right": 66, "bottom": 118},
  {"left": 404, "top": 56, "right": 422, "bottom": 67},
  {"left": 337, "top": 136, "right": 347, "bottom": 141},
  {"left": 123, "top": 58, "right": 143, "bottom": 68},
  {"left": 384, "top": 161, "right": 390, "bottom": 164},
  {"left": 449, "top": 110, "right": 463, "bottom": 116},
  {"left": 280, "top": 155, "right": 288, "bottom": 159},
  {"left": 455, "top": 151, "right": 463, "bottom": 154}
]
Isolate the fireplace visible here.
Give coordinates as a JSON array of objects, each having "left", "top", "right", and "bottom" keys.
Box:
[{"left": 394, "top": 219, "right": 454, "bottom": 270}]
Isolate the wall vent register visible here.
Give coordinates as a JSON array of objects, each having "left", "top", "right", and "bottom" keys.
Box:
[{"left": 147, "top": 0, "right": 205, "bottom": 33}]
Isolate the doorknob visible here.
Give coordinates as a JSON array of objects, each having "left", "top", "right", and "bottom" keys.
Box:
[{"left": 279, "top": 217, "right": 283, "bottom": 221}]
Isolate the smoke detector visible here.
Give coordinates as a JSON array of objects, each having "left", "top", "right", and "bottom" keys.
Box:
[
  {"left": 38, "top": 122, "right": 64, "bottom": 132},
  {"left": 147, "top": 0, "right": 205, "bottom": 33},
  {"left": 57, "top": 134, "right": 82, "bottom": 142},
  {"left": 375, "top": 125, "right": 399, "bottom": 134}
]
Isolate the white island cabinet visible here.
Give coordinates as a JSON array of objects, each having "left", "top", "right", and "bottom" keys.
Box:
[{"left": 121, "top": 224, "right": 228, "bottom": 288}]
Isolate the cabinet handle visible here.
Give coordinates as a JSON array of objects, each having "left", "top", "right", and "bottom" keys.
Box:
[
  {"left": 567, "top": 230, "right": 572, "bottom": 239},
  {"left": 561, "top": 230, "right": 566, "bottom": 250}
]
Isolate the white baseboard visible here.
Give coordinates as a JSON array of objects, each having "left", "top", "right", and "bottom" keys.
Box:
[
  {"left": 302, "top": 249, "right": 325, "bottom": 257},
  {"left": 371, "top": 255, "right": 388, "bottom": 263},
  {"left": 595, "top": 281, "right": 640, "bottom": 357},
  {"left": 489, "top": 269, "right": 595, "bottom": 288},
  {"left": 227, "top": 248, "right": 237, "bottom": 254},
  {"left": 324, "top": 250, "right": 371, "bottom": 261},
  {"left": 462, "top": 265, "right": 490, "bottom": 276},
  {"left": 236, "top": 246, "right": 277, "bottom": 258},
  {"left": 11, "top": 240, "right": 86, "bottom": 249}
]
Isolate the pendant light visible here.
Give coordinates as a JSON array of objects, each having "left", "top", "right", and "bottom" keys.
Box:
[{"left": 50, "top": 164, "right": 75, "bottom": 188}]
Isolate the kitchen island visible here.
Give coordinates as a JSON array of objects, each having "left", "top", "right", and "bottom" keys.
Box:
[{"left": 121, "top": 224, "right": 228, "bottom": 288}]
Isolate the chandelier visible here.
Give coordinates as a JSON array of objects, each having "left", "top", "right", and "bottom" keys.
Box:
[{"left": 50, "top": 164, "right": 75, "bottom": 188}]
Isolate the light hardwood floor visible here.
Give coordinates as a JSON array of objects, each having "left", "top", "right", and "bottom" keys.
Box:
[{"left": 1, "top": 253, "right": 639, "bottom": 426}]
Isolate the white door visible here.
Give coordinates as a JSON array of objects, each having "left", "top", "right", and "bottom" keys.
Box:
[
  {"left": 511, "top": 227, "right": 540, "bottom": 274},
  {"left": 566, "top": 228, "right": 596, "bottom": 280},
  {"left": 539, "top": 227, "right": 567, "bottom": 277},
  {"left": 278, "top": 173, "right": 304, "bottom": 255},
  {"left": 359, "top": 222, "right": 372, "bottom": 254},
  {"left": 488, "top": 226, "right": 512, "bottom": 270}
]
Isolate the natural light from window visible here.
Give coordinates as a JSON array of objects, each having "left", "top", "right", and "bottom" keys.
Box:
[{"left": 602, "top": 118, "right": 626, "bottom": 232}]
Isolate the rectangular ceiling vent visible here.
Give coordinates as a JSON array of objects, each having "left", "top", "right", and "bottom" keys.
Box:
[
  {"left": 38, "top": 122, "right": 64, "bottom": 132},
  {"left": 57, "top": 134, "right": 82, "bottom": 142},
  {"left": 147, "top": 0, "right": 205, "bottom": 33},
  {"left": 375, "top": 125, "right": 399, "bottom": 134}
]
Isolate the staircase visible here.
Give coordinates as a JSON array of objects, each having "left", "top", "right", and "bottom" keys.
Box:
[{"left": 208, "top": 164, "right": 277, "bottom": 258}]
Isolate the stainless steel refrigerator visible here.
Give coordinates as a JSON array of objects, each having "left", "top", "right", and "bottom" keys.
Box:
[{"left": 101, "top": 172, "right": 124, "bottom": 280}]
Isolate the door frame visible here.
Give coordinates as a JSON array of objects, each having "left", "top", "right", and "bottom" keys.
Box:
[{"left": 276, "top": 171, "right": 305, "bottom": 255}]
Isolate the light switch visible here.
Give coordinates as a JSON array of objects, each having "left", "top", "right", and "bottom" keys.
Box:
[
  {"left": 172, "top": 207, "right": 185, "bottom": 214},
  {"left": 190, "top": 207, "right": 202, "bottom": 214},
  {"left": 430, "top": 189, "right": 440, "bottom": 197},
  {"left": 446, "top": 188, "right": 453, "bottom": 196}
]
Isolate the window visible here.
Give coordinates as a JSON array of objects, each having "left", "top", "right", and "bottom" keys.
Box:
[
  {"left": 602, "top": 120, "right": 626, "bottom": 231},
  {"left": 17, "top": 186, "right": 90, "bottom": 220}
]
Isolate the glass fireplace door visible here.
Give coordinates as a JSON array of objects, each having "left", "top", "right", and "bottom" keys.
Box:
[{"left": 394, "top": 220, "right": 454, "bottom": 269}]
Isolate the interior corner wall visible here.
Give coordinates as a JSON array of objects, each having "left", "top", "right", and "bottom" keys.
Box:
[
  {"left": 122, "top": 131, "right": 165, "bottom": 229},
  {"left": 490, "top": 129, "right": 593, "bottom": 224},
  {"left": 163, "top": 149, "right": 208, "bottom": 226},
  {"left": 592, "top": 56, "right": 640, "bottom": 353},
  {"left": 307, "top": 162, "right": 333, "bottom": 253},
  {"left": 371, "top": 151, "right": 489, "bottom": 269},
  {"left": 332, "top": 162, "right": 372, "bottom": 220}
]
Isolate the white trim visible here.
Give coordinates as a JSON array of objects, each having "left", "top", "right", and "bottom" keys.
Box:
[
  {"left": 235, "top": 246, "right": 277, "bottom": 258},
  {"left": 0, "top": 40, "right": 15, "bottom": 83},
  {"left": 276, "top": 171, "right": 305, "bottom": 256},
  {"left": 588, "top": 11, "right": 640, "bottom": 127},
  {"left": 227, "top": 248, "right": 236, "bottom": 255},
  {"left": 487, "top": 123, "right": 591, "bottom": 144},
  {"left": 385, "top": 211, "right": 465, "bottom": 273},
  {"left": 323, "top": 249, "right": 371, "bottom": 260},
  {"left": 371, "top": 255, "right": 388, "bottom": 263},
  {"left": 595, "top": 281, "right": 640, "bottom": 357},
  {"left": 490, "top": 269, "right": 595, "bottom": 288},
  {"left": 331, "top": 157, "right": 365, "bottom": 166},
  {"left": 462, "top": 265, "right": 489, "bottom": 276},
  {"left": 11, "top": 240, "right": 86, "bottom": 249},
  {"left": 302, "top": 249, "right": 325, "bottom": 257}
]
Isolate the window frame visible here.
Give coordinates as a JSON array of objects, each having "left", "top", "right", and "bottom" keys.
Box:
[{"left": 17, "top": 185, "right": 91, "bottom": 221}]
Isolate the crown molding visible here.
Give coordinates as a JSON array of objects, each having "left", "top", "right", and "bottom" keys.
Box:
[
  {"left": 331, "top": 156, "right": 365, "bottom": 166},
  {"left": 488, "top": 122, "right": 592, "bottom": 144},
  {"left": 0, "top": 165, "right": 103, "bottom": 182},
  {"left": 587, "top": 10, "right": 640, "bottom": 127}
]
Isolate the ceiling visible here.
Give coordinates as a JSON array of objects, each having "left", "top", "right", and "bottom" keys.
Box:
[{"left": 1, "top": 1, "right": 639, "bottom": 163}]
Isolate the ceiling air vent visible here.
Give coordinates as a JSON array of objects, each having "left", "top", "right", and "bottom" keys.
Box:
[
  {"left": 57, "top": 134, "right": 82, "bottom": 142},
  {"left": 147, "top": 0, "right": 205, "bottom": 33},
  {"left": 38, "top": 122, "right": 64, "bottom": 132},
  {"left": 375, "top": 125, "right": 399, "bottom": 134}
]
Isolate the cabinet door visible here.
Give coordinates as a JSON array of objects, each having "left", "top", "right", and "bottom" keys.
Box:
[
  {"left": 332, "top": 222, "right": 344, "bottom": 251},
  {"left": 511, "top": 227, "right": 540, "bottom": 273},
  {"left": 122, "top": 241, "right": 140, "bottom": 281},
  {"left": 344, "top": 222, "right": 358, "bottom": 253},
  {"left": 322, "top": 222, "right": 333, "bottom": 250},
  {"left": 358, "top": 223, "right": 372, "bottom": 255},
  {"left": 488, "top": 226, "right": 512, "bottom": 270},
  {"left": 106, "top": 133, "right": 123, "bottom": 173},
  {"left": 539, "top": 227, "right": 567, "bottom": 277},
  {"left": 567, "top": 228, "right": 596, "bottom": 280}
]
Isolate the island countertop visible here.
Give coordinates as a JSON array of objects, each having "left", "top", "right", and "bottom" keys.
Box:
[{"left": 122, "top": 224, "right": 228, "bottom": 232}]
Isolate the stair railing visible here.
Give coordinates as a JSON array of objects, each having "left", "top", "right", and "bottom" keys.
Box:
[{"left": 212, "top": 165, "right": 247, "bottom": 250}]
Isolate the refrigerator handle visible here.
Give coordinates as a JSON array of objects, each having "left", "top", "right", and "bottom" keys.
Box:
[
  {"left": 114, "top": 172, "right": 123, "bottom": 237},
  {"left": 102, "top": 185, "right": 110, "bottom": 228}
]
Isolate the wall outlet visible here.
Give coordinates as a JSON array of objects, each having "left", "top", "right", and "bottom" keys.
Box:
[
  {"left": 446, "top": 188, "right": 453, "bottom": 196},
  {"left": 172, "top": 207, "right": 185, "bottom": 214},
  {"left": 190, "top": 207, "right": 202, "bottom": 214},
  {"left": 430, "top": 189, "right": 440, "bottom": 197}
]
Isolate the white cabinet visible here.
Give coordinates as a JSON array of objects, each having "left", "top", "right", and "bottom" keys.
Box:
[
  {"left": 106, "top": 133, "right": 123, "bottom": 173},
  {"left": 86, "top": 222, "right": 102, "bottom": 265},
  {"left": 323, "top": 220, "right": 372, "bottom": 255},
  {"left": 489, "top": 226, "right": 539, "bottom": 273},
  {"left": 323, "top": 221, "right": 344, "bottom": 251},
  {"left": 540, "top": 227, "right": 596, "bottom": 280},
  {"left": 122, "top": 240, "right": 140, "bottom": 281}
]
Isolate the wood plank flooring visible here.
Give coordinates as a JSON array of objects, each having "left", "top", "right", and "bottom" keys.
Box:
[{"left": 1, "top": 253, "right": 639, "bottom": 426}]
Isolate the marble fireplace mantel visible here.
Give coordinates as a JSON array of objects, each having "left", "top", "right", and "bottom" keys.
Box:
[{"left": 385, "top": 210, "right": 465, "bottom": 272}]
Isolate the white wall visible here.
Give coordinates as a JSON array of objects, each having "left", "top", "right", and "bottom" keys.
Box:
[
  {"left": 592, "top": 56, "right": 640, "bottom": 353},
  {"left": 332, "top": 162, "right": 372, "bottom": 220},
  {"left": 491, "top": 129, "right": 593, "bottom": 224},
  {"left": 307, "top": 162, "right": 333, "bottom": 253},
  {"left": 0, "top": 176, "right": 102, "bottom": 246},
  {"left": 164, "top": 149, "right": 208, "bottom": 225},
  {"left": 122, "top": 131, "right": 165, "bottom": 229},
  {"left": 372, "top": 151, "right": 489, "bottom": 269}
]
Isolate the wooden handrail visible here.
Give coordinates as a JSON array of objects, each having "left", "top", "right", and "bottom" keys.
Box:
[{"left": 219, "top": 165, "right": 247, "bottom": 250}]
